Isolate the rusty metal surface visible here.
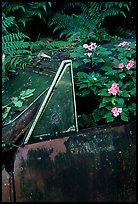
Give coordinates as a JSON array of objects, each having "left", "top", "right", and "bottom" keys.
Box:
[
  {"left": 8, "top": 121, "right": 136, "bottom": 202},
  {"left": 2, "top": 169, "right": 11, "bottom": 202}
]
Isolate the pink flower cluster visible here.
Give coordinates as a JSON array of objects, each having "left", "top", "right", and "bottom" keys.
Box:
[
  {"left": 111, "top": 107, "right": 122, "bottom": 117},
  {"left": 83, "top": 43, "right": 97, "bottom": 51},
  {"left": 118, "top": 41, "right": 130, "bottom": 47},
  {"left": 118, "top": 60, "right": 134, "bottom": 70},
  {"left": 126, "top": 60, "right": 134, "bottom": 70},
  {"left": 108, "top": 83, "right": 120, "bottom": 96}
]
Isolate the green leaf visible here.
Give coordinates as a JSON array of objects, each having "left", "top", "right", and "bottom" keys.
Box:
[
  {"left": 105, "top": 70, "right": 117, "bottom": 75},
  {"left": 128, "top": 70, "right": 133, "bottom": 75},
  {"left": 121, "top": 90, "right": 129, "bottom": 97},
  {"left": 106, "top": 116, "right": 114, "bottom": 123},
  {"left": 77, "top": 72, "right": 88, "bottom": 79},
  {"left": 98, "top": 90, "right": 110, "bottom": 96},
  {"left": 122, "top": 58, "right": 129, "bottom": 65},
  {"left": 2, "top": 106, "right": 11, "bottom": 120},
  {"left": 42, "top": 5, "right": 46, "bottom": 12},
  {"left": 14, "top": 100, "right": 23, "bottom": 108},
  {"left": 94, "top": 58, "right": 105, "bottom": 63},
  {"left": 92, "top": 109, "right": 102, "bottom": 122},
  {"left": 99, "top": 103, "right": 106, "bottom": 108},
  {"left": 73, "top": 61, "right": 83, "bottom": 69},
  {"left": 128, "top": 103, "right": 136, "bottom": 112},
  {"left": 120, "top": 112, "right": 128, "bottom": 121},
  {"left": 20, "top": 93, "right": 34, "bottom": 100},
  {"left": 118, "top": 81, "right": 123, "bottom": 87},
  {"left": 106, "top": 105, "right": 113, "bottom": 110},
  {"left": 130, "top": 88, "right": 136, "bottom": 96},
  {"left": 53, "top": 26, "right": 61, "bottom": 33},
  {"left": 11, "top": 96, "right": 18, "bottom": 103},
  {"left": 119, "top": 73, "right": 126, "bottom": 79},
  {"left": 11, "top": 97, "right": 23, "bottom": 107},
  {"left": 77, "top": 89, "right": 90, "bottom": 97},
  {"left": 103, "top": 112, "right": 112, "bottom": 118},
  {"left": 20, "top": 89, "right": 35, "bottom": 99},
  {"left": 101, "top": 65, "right": 112, "bottom": 71},
  {"left": 102, "top": 97, "right": 111, "bottom": 103},
  {"left": 111, "top": 97, "right": 117, "bottom": 105},
  {"left": 83, "top": 58, "right": 91, "bottom": 64},
  {"left": 116, "top": 98, "right": 124, "bottom": 106},
  {"left": 48, "top": 2, "right": 52, "bottom": 7},
  {"left": 79, "top": 84, "right": 88, "bottom": 89}
]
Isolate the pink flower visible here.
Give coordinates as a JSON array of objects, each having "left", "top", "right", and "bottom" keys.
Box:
[
  {"left": 88, "top": 45, "right": 94, "bottom": 51},
  {"left": 111, "top": 107, "right": 119, "bottom": 117},
  {"left": 87, "top": 43, "right": 97, "bottom": 51},
  {"left": 111, "top": 107, "right": 122, "bottom": 117},
  {"left": 118, "top": 63, "right": 124, "bottom": 69},
  {"left": 126, "top": 60, "right": 134, "bottom": 70},
  {"left": 83, "top": 44, "right": 89, "bottom": 49},
  {"left": 83, "top": 42, "right": 97, "bottom": 51},
  {"left": 108, "top": 87, "right": 118, "bottom": 95},
  {"left": 118, "top": 41, "right": 130, "bottom": 47},
  {"left": 108, "top": 83, "right": 120, "bottom": 96},
  {"left": 117, "top": 108, "right": 122, "bottom": 113}
]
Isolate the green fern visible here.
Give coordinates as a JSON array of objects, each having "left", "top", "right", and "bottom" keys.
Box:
[
  {"left": 48, "top": 12, "right": 101, "bottom": 39},
  {"left": 60, "top": 2, "right": 89, "bottom": 15},
  {"left": 48, "top": 13, "right": 78, "bottom": 38},
  {"left": 90, "top": 2, "right": 130, "bottom": 18},
  {"left": 2, "top": 14, "right": 16, "bottom": 34},
  {"left": 49, "top": 2, "right": 131, "bottom": 41},
  {"left": 2, "top": 13, "right": 32, "bottom": 85},
  {"left": 2, "top": 33, "right": 30, "bottom": 54},
  {"left": 2, "top": 2, "right": 26, "bottom": 13},
  {"left": 2, "top": 2, "right": 53, "bottom": 28}
]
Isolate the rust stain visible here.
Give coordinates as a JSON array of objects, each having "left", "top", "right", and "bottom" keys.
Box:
[
  {"left": 115, "top": 125, "right": 125, "bottom": 134},
  {"left": 15, "top": 136, "right": 69, "bottom": 164},
  {"left": 2, "top": 169, "right": 11, "bottom": 202},
  {"left": 43, "top": 136, "right": 69, "bottom": 161},
  {"left": 12, "top": 121, "right": 136, "bottom": 202},
  {"left": 14, "top": 136, "right": 70, "bottom": 200}
]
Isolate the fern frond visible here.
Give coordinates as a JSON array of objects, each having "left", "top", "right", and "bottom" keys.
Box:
[
  {"left": 10, "top": 55, "right": 31, "bottom": 69},
  {"left": 2, "top": 32, "right": 29, "bottom": 42},
  {"left": 89, "top": 2, "right": 103, "bottom": 11},
  {"left": 2, "top": 33, "right": 30, "bottom": 54},
  {"left": 49, "top": 13, "right": 81, "bottom": 38},
  {"left": 24, "top": 2, "right": 53, "bottom": 21},
  {"left": 3, "top": 41, "right": 30, "bottom": 54},
  {"left": 102, "top": 7, "right": 122, "bottom": 17},
  {"left": 90, "top": 2, "right": 130, "bottom": 18},
  {"left": 2, "top": 14, "right": 32, "bottom": 85},
  {"left": 2, "top": 15, "right": 16, "bottom": 34},
  {"left": 60, "top": 2, "right": 89, "bottom": 15},
  {"left": 2, "top": 2, "right": 26, "bottom": 13},
  {"left": 49, "top": 11, "right": 104, "bottom": 39}
]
